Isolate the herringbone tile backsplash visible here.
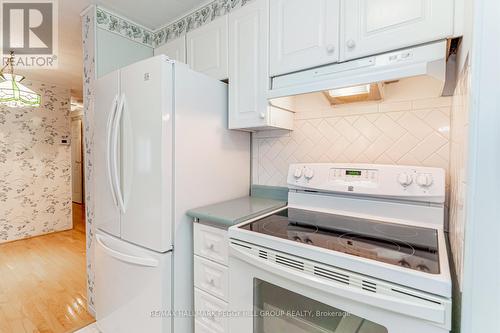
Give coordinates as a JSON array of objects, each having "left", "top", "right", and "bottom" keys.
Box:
[{"left": 253, "top": 92, "right": 451, "bottom": 187}]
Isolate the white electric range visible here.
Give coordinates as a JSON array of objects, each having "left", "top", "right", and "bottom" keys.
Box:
[{"left": 228, "top": 163, "right": 452, "bottom": 333}]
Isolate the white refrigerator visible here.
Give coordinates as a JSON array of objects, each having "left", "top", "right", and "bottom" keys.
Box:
[{"left": 93, "top": 55, "right": 250, "bottom": 333}]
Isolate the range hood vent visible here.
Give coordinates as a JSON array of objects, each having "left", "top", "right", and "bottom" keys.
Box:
[{"left": 269, "top": 40, "right": 447, "bottom": 100}]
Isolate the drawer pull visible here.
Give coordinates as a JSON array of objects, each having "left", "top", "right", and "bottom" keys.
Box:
[
  {"left": 208, "top": 278, "right": 215, "bottom": 285},
  {"left": 206, "top": 243, "right": 215, "bottom": 250}
]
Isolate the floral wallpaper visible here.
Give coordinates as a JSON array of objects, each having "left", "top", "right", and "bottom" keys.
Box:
[
  {"left": 96, "top": 7, "right": 153, "bottom": 46},
  {"left": 82, "top": 7, "right": 96, "bottom": 313},
  {"left": 96, "top": 0, "right": 254, "bottom": 49},
  {"left": 0, "top": 81, "right": 71, "bottom": 243},
  {"left": 153, "top": 0, "right": 253, "bottom": 47}
]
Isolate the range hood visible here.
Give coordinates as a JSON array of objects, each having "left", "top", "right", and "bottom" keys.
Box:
[{"left": 268, "top": 40, "right": 447, "bottom": 100}]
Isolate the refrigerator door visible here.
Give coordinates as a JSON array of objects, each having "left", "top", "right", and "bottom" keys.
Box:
[
  {"left": 95, "top": 70, "right": 121, "bottom": 236},
  {"left": 95, "top": 231, "right": 172, "bottom": 333},
  {"left": 118, "top": 55, "right": 174, "bottom": 252}
]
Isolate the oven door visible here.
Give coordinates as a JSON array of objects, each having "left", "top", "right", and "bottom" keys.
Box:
[{"left": 228, "top": 241, "right": 450, "bottom": 333}]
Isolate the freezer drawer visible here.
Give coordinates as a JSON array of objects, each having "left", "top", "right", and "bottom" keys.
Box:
[{"left": 95, "top": 231, "right": 172, "bottom": 333}]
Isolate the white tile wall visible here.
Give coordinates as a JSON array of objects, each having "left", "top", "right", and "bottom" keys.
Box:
[
  {"left": 449, "top": 62, "right": 470, "bottom": 290},
  {"left": 253, "top": 93, "right": 451, "bottom": 187}
]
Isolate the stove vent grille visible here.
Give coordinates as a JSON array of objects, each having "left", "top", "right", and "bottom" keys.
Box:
[
  {"left": 314, "top": 266, "right": 350, "bottom": 285},
  {"left": 230, "top": 240, "right": 446, "bottom": 307},
  {"left": 362, "top": 280, "right": 377, "bottom": 293},
  {"left": 275, "top": 254, "right": 304, "bottom": 271},
  {"left": 258, "top": 250, "right": 268, "bottom": 259}
]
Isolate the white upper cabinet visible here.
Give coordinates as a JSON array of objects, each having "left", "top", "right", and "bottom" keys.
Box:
[
  {"left": 228, "top": 0, "right": 267, "bottom": 129},
  {"left": 187, "top": 16, "right": 228, "bottom": 80},
  {"left": 228, "top": 0, "right": 294, "bottom": 131},
  {"left": 154, "top": 36, "right": 186, "bottom": 63},
  {"left": 341, "top": 0, "right": 454, "bottom": 60},
  {"left": 228, "top": 0, "right": 293, "bottom": 130},
  {"left": 269, "top": 0, "right": 340, "bottom": 77}
]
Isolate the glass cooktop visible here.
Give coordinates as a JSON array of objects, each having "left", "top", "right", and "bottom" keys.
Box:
[{"left": 240, "top": 208, "right": 440, "bottom": 274}]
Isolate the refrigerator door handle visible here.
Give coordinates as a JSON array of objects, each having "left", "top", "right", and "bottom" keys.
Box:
[
  {"left": 96, "top": 234, "right": 159, "bottom": 267},
  {"left": 112, "top": 94, "right": 126, "bottom": 214},
  {"left": 106, "top": 95, "right": 119, "bottom": 206}
]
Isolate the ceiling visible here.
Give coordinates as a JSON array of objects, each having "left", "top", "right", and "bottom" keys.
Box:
[
  {"left": 17, "top": 0, "right": 89, "bottom": 99},
  {"left": 15, "top": 0, "right": 207, "bottom": 100},
  {"left": 95, "top": 0, "right": 209, "bottom": 30}
]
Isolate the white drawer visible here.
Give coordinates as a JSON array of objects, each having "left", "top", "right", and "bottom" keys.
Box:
[
  {"left": 194, "top": 223, "right": 228, "bottom": 266},
  {"left": 195, "top": 319, "right": 220, "bottom": 333},
  {"left": 194, "top": 288, "right": 228, "bottom": 333},
  {"left": 194, "top": 255, "right": 229, "bottom": 301}
]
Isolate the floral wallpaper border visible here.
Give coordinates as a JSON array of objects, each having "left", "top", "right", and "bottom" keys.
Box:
[
  {"left": 153, "top": 0, "right": 253, "bottom": 47},
  {"left": 96, "top": 0, "right": 254, "bottom": 49},
  {"left": 96, "top": 7, "right": 154, "bottom": 47}
]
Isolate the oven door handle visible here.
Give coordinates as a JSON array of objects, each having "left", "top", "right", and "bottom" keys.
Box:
[{"left": 230, "top": 244, "right": 448, "bottom": 327}]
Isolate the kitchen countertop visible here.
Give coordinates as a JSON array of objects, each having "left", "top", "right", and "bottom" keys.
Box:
[{"left": 187, "top": 196, "right": 287, "bottom": 230}]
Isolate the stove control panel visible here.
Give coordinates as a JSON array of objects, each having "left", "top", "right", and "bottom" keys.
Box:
[
  {"left": 288, "top": 163, "right": 445, "bottom": 203},
  {"left": 329, "top": 167, "right": 379, "bottom": 184}
]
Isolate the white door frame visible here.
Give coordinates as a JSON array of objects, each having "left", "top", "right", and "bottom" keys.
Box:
[
  {"left": 461, "top": 0, "right": 500, "bottom": 331},
  {"left": 71, "top": 111, "right": 84, "bottom": 204}
]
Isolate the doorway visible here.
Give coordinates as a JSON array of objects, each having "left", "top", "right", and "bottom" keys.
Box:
[
  {"left": 71, "top": 112, "right": 84, "bottom": 204},
  {"left": 71, "top": 107, "right": 86, "bottom": 234}
]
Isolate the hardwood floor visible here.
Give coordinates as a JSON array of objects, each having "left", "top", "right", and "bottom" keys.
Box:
[
  {"left": 72, "top": 204, "right": 86, "bottom": 234},
  {"left": 0, "top": 203, "right": 95, "bottom": 333}
]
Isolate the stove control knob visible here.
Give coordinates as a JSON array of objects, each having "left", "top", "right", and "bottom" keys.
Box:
[
  {"left": 416, "top": 173, "right": 433, "bottom": 187},
  {"left": 397, "top": 173, "right": 413, "bottom": 187},
  {"left": 304, "top": 168, "right": 315, "bottom": 180},
  {"left": 293, "top": 167, "right": 303, "bottom": 179}
]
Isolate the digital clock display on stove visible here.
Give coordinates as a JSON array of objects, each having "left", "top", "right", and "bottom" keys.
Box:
[{"left": 346, "top": 170, "right": 362, "bottom": 176}]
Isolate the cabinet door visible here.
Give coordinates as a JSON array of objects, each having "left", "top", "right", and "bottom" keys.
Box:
[
  {"left": 187, "top": 16, "right": 228, "bottom": 80},
  {"left": 228, "top": 0, "right": 269, "bottom": 129},
  {"left": 342, "top": 0, "right": 454, "bottom": 60},
  {"left": 270, "top": 0, "right": 340, "bottom": 77},
  {"left": 154, "top": 36, "right": 186, "bottom": 63}
]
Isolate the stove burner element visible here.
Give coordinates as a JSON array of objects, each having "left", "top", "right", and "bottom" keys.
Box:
[
  {"left": 416, "top": 264, "right": 430, "bottom": 273},
  {"left": 262, "top": 220, "right": 319, "bottom": 238},
  {"left": 398, "top": 259, "right": 411, "bottom": 268},
  {"left": 240, "top": 208, "right": 440, "bottom": 274},
  {"left": 338, "top": 233, "right": 402, "bottom": 252},
  {"left": 373, "top": 223, "right": 420, "bottom": 238}
]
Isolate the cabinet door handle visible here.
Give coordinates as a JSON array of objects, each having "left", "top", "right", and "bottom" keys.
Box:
[
  {"left": 326, "top": 44, "right": 335, "bottom": 54},
  {"left": 259, "top": 112, "right": 266, "bottom": 119},
  {"left": 346, "top": 39, "right": 356, "bottom": 49}
]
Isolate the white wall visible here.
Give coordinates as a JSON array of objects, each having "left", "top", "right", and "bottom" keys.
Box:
[
  {"left": 457, "top": 0, "right": 474, "bottom": 73},
  {"left": 96, "top": 28, "right": 153, "bottom": 78},
  {"left": 0, "top": 81, "right": 72, "bottom": 243},
  {"left": 460, "top": 0, "right": 500, "bottom": 332}
]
